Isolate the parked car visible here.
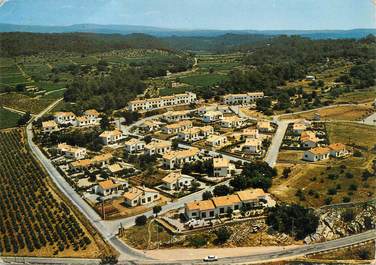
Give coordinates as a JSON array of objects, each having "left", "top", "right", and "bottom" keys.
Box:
[{"left": 203, "top": 255, "right": 218, "bottom": 262}]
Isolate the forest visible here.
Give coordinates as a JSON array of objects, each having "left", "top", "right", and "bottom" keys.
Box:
[{"left": 0, "top": 32, "right": 171, "bottom": 56}]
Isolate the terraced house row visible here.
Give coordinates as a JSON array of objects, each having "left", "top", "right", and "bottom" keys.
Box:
[{"left": 127, "top": 92, "right": 197, "bottom": 111}]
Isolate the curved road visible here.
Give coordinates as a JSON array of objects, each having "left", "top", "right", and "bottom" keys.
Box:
[{"left": 23, "top": 99, "right": 376, "bottom": 264}]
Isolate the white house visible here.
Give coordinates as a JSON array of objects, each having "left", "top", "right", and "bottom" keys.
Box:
[
  {"left": 162, "top": 120, "right": 192, "bottom": 134},
  {"left": 123, "top": 186, "right": 160, "bottom": 207},
  {"left": 303, "top": 147, "right": 331, "bottom": 162},
  {"left": 202, "top": 111, "right": 224, "bottom": 123},
  {"left": 213, "top": 158, "right": 235, "bottom": 177},
  {"left": 178, "top": 127, "right": 201, "bottom": 142},
  {"left": 222, "top": 92, "right": 264, "bottom": 105},
  {"left": 241, "top": 128, "right": 259, "bottom": 139},
  {"left": 84, "top": 109, "right": 101, "bottom": 123},
  {"left": 163, "top": 148, "right": 200, "bottom": 169},
  {"left": 162, "top": 110, "right": 192, "bottom": 123},
  {"left": 95, "top": 179, "right": 121, "bottom": 196},
  {"left": 257, "top": 121, "right": 273, "bottom": 133},
  {"left": 42, "top": 120, "right": 59, "bottom": 133},
  {"left": 292, "top": 123, "right": 307, "bottom": 135},
  {"left": 221, "top": 116, "right": 244, "bottom": 128},
  {"left": 242, "top": 138, "right": 262, "bottom": 154},
  {"left": 54, "top": 112, "right": 76, "bottom": 125},
  {"left": 144, "top": 140, "right": 172, "bottom": 156},
  {"left": 124, "top": 138, "right": 145, "bottom": 153},
  {"left": 206, "top": 135, "right": 228, "bottom": 147},
  {"left": 161, "top": 171, "right": 195, "bottom": 190},
  {"left": 140, "top": 120, "right": 163, "bottom": 132},
  {"left": 185, "top": 188, "right": 268, "bottom": 220},
  {"left": 99, "top": 129, "right": 124, "bottom": 145},
  {"left": 328, "top": 143, "right": 349, "bottom": 158},
  {"left": 127, "top": 92, "right": 197, "bottom": 112},
  {"left": 57, "top": 143, "right": 87, "bottom": 160},
  {"left": 300, "top": 131, "right": 319, "bottom": 148}
]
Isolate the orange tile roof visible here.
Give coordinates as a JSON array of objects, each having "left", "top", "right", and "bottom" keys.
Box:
[
  {"left": 328, "top": 143, "right": 346, "bottom": 151},
  {"left": 212, "top": 195, "right": 241, "bottom": 207},
  {"left": 98, "top": 179, "right": 120, "bottom": 190},
  {"left": 213, "top": 158, "right": 229, "bottom": 168},
  {"left": 42, "top": 120, "right": 57, "bottom": 128},
  {"left": 236, "top": 189, "right": 266, "bottom": 201},
  {"left": 308, "top": 146, "right": 331, "bottom": 155},
  {"left": 84, "top": 109, "right": 100, "bottom": 116},
  {"left": 162, "top": 172, "right": 181, "bottom": 184},
  {"left": 186, "top": 200, "right": 215, "bottom": 211}
]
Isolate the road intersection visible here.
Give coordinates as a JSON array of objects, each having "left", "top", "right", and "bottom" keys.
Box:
[{"left": 23, "top": 99, "right": 376, "bottom": 264}]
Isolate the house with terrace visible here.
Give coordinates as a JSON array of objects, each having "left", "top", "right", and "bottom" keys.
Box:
[
  {"left": 144, "top": 140, "right": 172, "bottom": 156},
  {"left": 124, "top": 138, "right": 145, "bottom": 154},
  {"left": 206, "top": 135, "right": 228, "bottom": 147},
  {"left": 99, "top": 129, "right": 124, "bottom": 145},
  {"left": 303, "top": 146, "right": 331, "bottom": 162},
  {"left": 162, "top": 120, "right": 193, "bottom": 134},
  {"left": 95, "top": 179, "right": 122, "bottom": 196},
  {"left": 300, "top": 131, "right": 319, "bottom": 148},
  {"left": 161, "top": 171, "right": 195, "bottom": 190},
  {"left": 162, "top": 110, "right": 192, "bottom": 123},
  {"left": 54, "top": 112, "right": 76, "bottom": 125},
  {"left": 42, "top": 120, "right": 59, "bottom": 133},
  {"left": 123, "top": 186, "right": 160, "bottom": 207},
  {"left": 329, "top": 143, "right": 349, "bottom": 158},
  {"left": 242, "top": 138, "right": 262, "bottom": 154},
  {"left": 221, "top": 116, "right": 244, "bottom": 128},
  {"left": 185, "top": 188, "right": 268, "bottom": 220},
  {"left": 202, "top": 111, "right": 224, "bottom": 123},
  {"left": 213, "top": 158, "right": 236, "bottom": 177},
  {"left": 163, "top": 147, "right": 200, "bottom": 169},
  {"left": 257, "top": 121, "right": 273, "bottom": 133},
  {"left": 57, "top": 143, "right": 87, "bottom": 160}
]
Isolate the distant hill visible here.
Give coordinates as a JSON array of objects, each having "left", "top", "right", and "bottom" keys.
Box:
[
  {"left": 0, "top": 32, "right": 171, "bottom": 56},
  {"left": 0, "top": 23, "right": 375, "bottom": 39},
  {"left": 162, "top": 34, "right": 271, "bottom": 52}
]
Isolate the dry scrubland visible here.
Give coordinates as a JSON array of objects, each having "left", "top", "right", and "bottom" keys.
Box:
[
  {"left": 272, "top": 122, "right": 376, "bottom": 207},
  {"left": 281, "top": 105, "right": 373, "bottom": 121},
  {"left": 0, "top": 128, "right": 113, "bottom": 258}
]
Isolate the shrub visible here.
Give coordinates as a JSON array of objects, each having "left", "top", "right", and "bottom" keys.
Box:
[
  {"left": 327, "top": 188, "right": 337, "bottom": 195},
  {"left": 135, "top": 215, "right": 147, "bottom": 226},
  {"left": 349, "top": 184, "right": 358, "bottom": 191},
  {"left": 215, "top": 227, "right": 231, "bottom": 244},
  {"left": 266, "top": 204, "right": 319, "bottom": 240},
  {"left": 189, "top": 234, "right": 208, "bottom": 248},
  {"left": 342, "top": 196, "right": 351, "bottom": 203},
  {"left": 202, "top": 191, "right": 213, "bottom": 200},
  {"left": 353, "top": 150, "right": 362, "bottom": 157},
  {"left": 341, "top": 209, "right": 355, "bottom": 223}
]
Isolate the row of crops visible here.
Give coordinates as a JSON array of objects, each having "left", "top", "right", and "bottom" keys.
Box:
[{"left": 0, "top": 129, "right": 92, "bottom": 255}]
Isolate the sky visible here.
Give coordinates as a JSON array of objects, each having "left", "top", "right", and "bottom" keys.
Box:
[{"left": 0, "top": 0, "right": 375, "bottom": 30}]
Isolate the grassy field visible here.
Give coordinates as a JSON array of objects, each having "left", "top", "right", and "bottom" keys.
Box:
[
  {"left": 0, "top": 107, "right": 21, "bottom": 129},
  {"left": 272, "top": 122, "right": 376, "bottom": 207}
]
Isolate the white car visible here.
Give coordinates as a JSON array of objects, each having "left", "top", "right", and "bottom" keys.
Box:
[{"left": 203, "top": 255, "right": 218, "bottom": 262}]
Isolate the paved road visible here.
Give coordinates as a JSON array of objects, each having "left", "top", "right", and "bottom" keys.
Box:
[
  {"left": 22, "top": 99, "right": 376, "bottom": 264},
  {"left": 264, "top": 120, "right": 290, "bottom": 167},
  {"left": 25, "top": 98, "right": 150, "bottom": 261}
]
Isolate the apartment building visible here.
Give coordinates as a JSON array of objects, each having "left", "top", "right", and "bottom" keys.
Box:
[
  {"left": 124, "top": 138, "right": 146, "bottom": 153},
  {"left": 127, "top": 92, "right": 197, "bottom": 111},
  {"left": 222, "top": 92, "right": 264, "bottom": 105},
  {"left": 213, "top": 158, "right": 235, "bottom": 177},
  {"left": 42, "top": 120, "right": 59, "bottom": 133},
  {"left": 162, "top": 110, "right": 192, "bottom": 123}
]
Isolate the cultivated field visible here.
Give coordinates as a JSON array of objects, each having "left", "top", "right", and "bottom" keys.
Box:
[
  {"left": 0, "top": 107, "right": 21, "bottom": 129},
  {"left": 0, "top": 128, "right": 112, "bottom": 258}
]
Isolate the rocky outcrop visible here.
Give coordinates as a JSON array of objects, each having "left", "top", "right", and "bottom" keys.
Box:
[{"left": 304, "top": 204, "right": 376, "bottom": 244}]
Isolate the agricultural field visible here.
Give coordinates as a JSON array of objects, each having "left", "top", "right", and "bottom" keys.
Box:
[
  {"left": 0, "top": 107, "right": 21, "bottom": 129},
  {"left": 0, "top": 129, "right": 112, "bottom": 258},
  {"left": 272, "top": 122, "right": 376, "bottom": 207},
  {"left": 0, "top": 93, "right": 58, "bottom": 114}
]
